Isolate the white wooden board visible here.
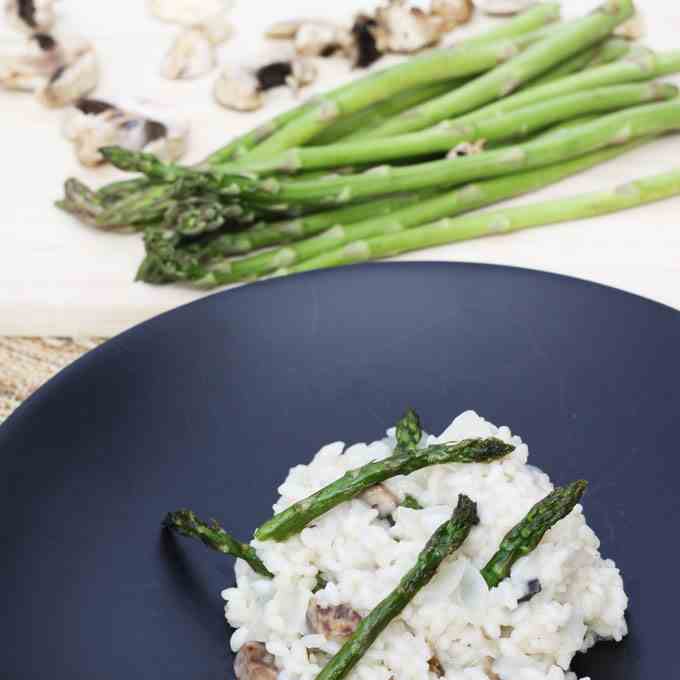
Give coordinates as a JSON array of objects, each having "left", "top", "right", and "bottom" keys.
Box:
[{"left": 1, "top": 0, "right": 679, "bottom": 336}]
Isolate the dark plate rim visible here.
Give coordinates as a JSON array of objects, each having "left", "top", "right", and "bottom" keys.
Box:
[{"left": 2, "top": 260, "right": 678, "bottom": 435}]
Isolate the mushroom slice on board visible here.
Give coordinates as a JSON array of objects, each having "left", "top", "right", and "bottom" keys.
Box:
[
  {"left": 374, "top": 0, "right": 446, "bottom": 54},
  {"left": 349, "top": 14, "right": 383, "bottom": 68},
  {"left": 266, "top": 19, "right": 352, "bottom": 59},
  {"left": 37, "top": 40, "right": 98, "bottom": 107},
  {"left": 0, "top": 32, "right": 63, "bottom": 91},
  {"left": 4, "top": 0, "right": 57, "bottom": 33},
  {"left": 1, "top": 32, "right": 98, "bottom": 107},
  {"left": 214, "top": 57, "right": 317, "bottom": 112},
  {"left": 430, "top": 0, "right": 474, "bottom": 31},
  {"left": 473, "top": 0, "right": 537, "bottom": 16},
  {"left": 161, "top": 28, "right": 216, "bottom": 80},
  {"left": 62, "top": 98, "right": 189, "bottom": 166}
]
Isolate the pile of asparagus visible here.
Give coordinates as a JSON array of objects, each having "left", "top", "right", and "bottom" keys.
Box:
[
  {"left": 165, "top": 409, "right": 589, "bottom": 680},
  {"left": 59, "top": 0, "right": 680, "bottom": 287}
]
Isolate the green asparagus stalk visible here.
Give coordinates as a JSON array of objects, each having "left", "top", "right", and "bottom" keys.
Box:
[
  {"left": 481, "top": 481, "right": 588, "bottom": 588},
  {"left": 227, "top": 83, "right": 676, "bottom": 174},
  {"left": 138, "top": 192, "right": 438, "bottom": 282},
  {"left": 314, "top": 495, "right": 479, "bottom": 680},
  {"left": 584, "top": 36, "right": 633, "bottom": 67},
  {"left": 395, "top": 409, "right": 422, "bottom": 452},
  {"left": 455, "top": 47, "right": 680, "bottom": 127},
  {"left": 253, "top": 101, "right": 680, "bottom": 205},
  {"left": 152, "top": 135, "right": 651, "bottom": 286},
  {"left": 199, "top": 193, "right": 432, "bottom": 256},
  {"left": 361, "top": 0, "right": 634, "bottom": 139},
  {"left": 255, "top": 438, "right": 512, "bottom": 542},
  {"left": 164, "top": 510, "right": 273, "bottom": 578},
  {"left": 58, "top": 178, "right": 105, "bottom": 224},
  {"left": 245, "top": 21, "right": 561, "bottom": 158},
  {"left": 344, "top": 36, "right": 629, "bottom": 145},
  {"left": 312, "top": 80, "right": 463, "bottom": 145},
  {"left": 283, "top": 165, "right": 680, "bottom": 274},
  {"left": 526, "top": 44, "right": 603, "bottom": 87},
  {"left": 527, "top": 36, "right": 632, "bottom": 88}
]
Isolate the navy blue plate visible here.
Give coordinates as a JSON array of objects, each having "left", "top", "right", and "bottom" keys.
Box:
[{"left": 2, "top": 263, "right": 679, "bottom": 679}]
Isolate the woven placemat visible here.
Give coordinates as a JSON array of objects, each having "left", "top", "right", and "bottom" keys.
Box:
[{"left": 0, "top": 337, "right": 103, "bottom": 422}]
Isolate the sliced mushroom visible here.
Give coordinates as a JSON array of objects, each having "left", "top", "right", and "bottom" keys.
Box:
[
  {"left": 286, "top": 59, "right": 318, "bottom": 92},
  {"left": 374, "top": 0, "right": 445, "bottom": 54},
  {"left": 265, "top": 18, "right": 353, "bottom": 59},
  {"left": 0, "top": 32, "right": 62, "bottom": 91},
  {"left": 4, "top": 0, "right": 56, "bottom": 33},
  {"left": 37, "top": 40, "right": 98, "bottom": 107},
  {"left": 361, "top": 484, "right": 399, "bottom": 516},
  {"left": 473, "top": 0, "right": 536, "bottom": 16},
  {"left": 215, "top": 57, "right": 316, "bottom": 112},
  {"left": 430, "top": 0, "right": 474, "bottom": 31},
  {"left": 234, "top": 642, "right": 278, "bottom": 680},
  {"left": 62, "top": 98, "right": 189, "bottom": 166},
  {"left": 161, "top": 28, "right": 215, "bottom": 80},
  {"left": 1, "top": 31, "right": 98, "bottom": 106},
  {"left": 428, "top": 656, "right": 446, "bottom": 677},
  {"left": 214, "top": 65, "right": 263, "bottom": 111},
  {"left": 349, "top": 14, "right": 383, "bottom": 68},
  {"left": 296, "top": 21, "right": 353, "bottom": 58},
  {"left": 446, "top": 139, "right": 486, "bottom": 158},
  {"left": 307, "top": 599, "right": 362, "bottom": 642},
  {"left": 483, "top": 656, "right": 501, "bottom": 680}
]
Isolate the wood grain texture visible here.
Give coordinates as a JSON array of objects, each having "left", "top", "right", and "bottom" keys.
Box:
[{"left": 0, "top": 338, "right": 102, "bottom": 421}]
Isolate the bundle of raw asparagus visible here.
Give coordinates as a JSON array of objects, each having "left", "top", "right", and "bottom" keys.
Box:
[{"left": 58, "top": 0, "right": 680, "bottom": 288}]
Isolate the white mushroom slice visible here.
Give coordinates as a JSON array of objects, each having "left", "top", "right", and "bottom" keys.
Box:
[
  {"left": 362, "top": 483, "right": 399, "bottom": 516},
  {"left": 473, "top": 0, "right": 536, "bottom": 16},
  {"left": 286, "top": 58, "right": 317, "bottom": 91},
  {"left": 0, "top": 32, "right": 62, "bottom": 91},
  {"left": 614, "top": 12, "right": 645, "bottom": 40},
  {"left": 307, "top": 599, "right": 362, "bottom": 641},
  {"left": 37, "top": 42, "right": 98, "bottom": 107},
  {"left": 4, "top": 0, "right": 56, "bottom": 34},
  {"left": 214, "top": 64, "right": 263, "bottom": 111},
  {"left": 62, "top": 98, "right": 189, "bottom": 166},
  {"left": 294, "top": 21, "right": 352, "bottom": 58},
  {"left": 234, "top": 642, "right": 278, "bottom": 680},
  {"left": 483, "top": 656, "right": 501, "bottom": 680},
  {"left": 161, "top": 28, "right": 215, "bottom": 80},
  {"left": 430, "top": 0, "right": 474, "bottom": 31},
  {"left": 349, "top": 14, "right": 383, "bottom": 68},
  {"left": 201, "top": 13, "right": 233, "bottom": 45},
  {"left": 375, "top": 0, "right": 444, "bottom": 54}
]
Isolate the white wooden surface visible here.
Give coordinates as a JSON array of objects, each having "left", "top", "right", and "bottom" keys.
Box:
[{"left": 1, "top": 0, "right": 679, "bottom": 336}]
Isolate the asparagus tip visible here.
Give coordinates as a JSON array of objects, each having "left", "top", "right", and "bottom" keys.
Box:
[
  {"left": 453, "top": 493, "right": 479, "bottom": 527},
  {"left": 163, "top": 509, "right": 197, "bottom": 535}
]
